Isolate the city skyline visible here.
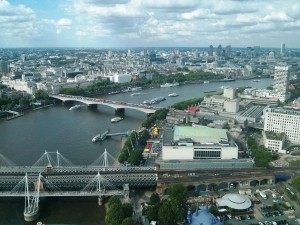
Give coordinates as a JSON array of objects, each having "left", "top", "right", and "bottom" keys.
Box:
[{"left": 1, "top": 0, "right": 300, "bottom": 48}]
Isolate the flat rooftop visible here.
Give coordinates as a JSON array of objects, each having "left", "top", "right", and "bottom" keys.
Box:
[{"left": 174, "top": 125, "right": 228, "bottom": 142}]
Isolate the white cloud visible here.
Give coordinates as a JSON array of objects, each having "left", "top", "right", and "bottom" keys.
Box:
[{"left": 57, "top": 18, "right": 72, "bottom": 26}]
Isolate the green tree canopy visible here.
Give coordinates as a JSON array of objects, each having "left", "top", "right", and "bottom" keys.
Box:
[
  {"left": 34, "top": 90, "right": 49, "bottom": 100},
  {"left": 291, "top": 176, "right": 300, "bottom": 192},
  {"left": 105, "top": 203, "right": 124, "bottom": 225},
  {"left": 158, "top": 200, "right": 177, "bottom": 225},
  {"left": 149, "top": 192, "right": 160, "bottom": 205},
  {"left": 108, "top": 196, "right": 122, "bottom": 208},
  {"left": 121, "top": 217, "right": 134, "bottom": 225},
  {"left": 122, "top": 203, "right": 133, "bottom": 218},
  {"left": 168, "top": 183, "right": 188, "bottom": 203}
]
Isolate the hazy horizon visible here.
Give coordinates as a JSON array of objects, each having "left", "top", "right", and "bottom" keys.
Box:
[{"left": 1, "top": 0, "right": 300, "bottom": 48}]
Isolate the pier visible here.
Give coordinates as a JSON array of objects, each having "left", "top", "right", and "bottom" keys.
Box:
[
  {"left": 92, "top": 129, "right": 131, "bottom": 143},
  {"left": 6, "top": 110, "right": 24, "bottom": 120}
]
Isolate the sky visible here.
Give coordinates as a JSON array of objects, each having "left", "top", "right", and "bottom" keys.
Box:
[{"left": 0, "top": 0, "right": 300, "bottom": 48}]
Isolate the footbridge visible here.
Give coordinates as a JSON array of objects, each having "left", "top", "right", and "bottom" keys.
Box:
[
  {"left": 0, "top": 150, "right": 157, "bottom": 222},
  {"left": 50, "top": 94, "right": 160, "bottom": 114}
]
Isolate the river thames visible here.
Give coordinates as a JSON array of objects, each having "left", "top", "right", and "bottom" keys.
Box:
[{"left": 0, "top": 78, "right": 272, "bottom": 224}]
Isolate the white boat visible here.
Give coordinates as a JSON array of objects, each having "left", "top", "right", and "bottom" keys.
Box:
[
  {"left": 160, "top": 82, "right": 179, "bottom": 88},
  {"left": 168, "top": 93, "right": 179, "bottom": 97},
  {"left": 111, "top": 117, "right": 123, "bottom": 123},
  {"left": 69, "top": 105, "right": 83, "bottom": 111},
  {"left": 131, "top": 92, "right": 143, "bottom": 96},
  {"left": 92, "top": 134, "right": 101, "bottom": 143},
  {"left": 252, "top": 79, "right": 261, "bottom": 82},
  {"left": 131, "top": 87, "right": 142, "bottom": 91},
  {"left": 204, "top": 81, "right": 210, "bottom": 84}
]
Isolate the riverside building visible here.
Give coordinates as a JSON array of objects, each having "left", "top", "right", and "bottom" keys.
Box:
[{"left": 156, "top": 125, "right": 254, "bottom": 170}]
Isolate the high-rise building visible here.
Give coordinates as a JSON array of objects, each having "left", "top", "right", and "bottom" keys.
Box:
[
  {"left": 217, "top": 45, "right": 222, "bottom": 56},
  {"left": 225, "top": 45, "right": 231, "bottom": 57},
  {"left": 273, "top": 65, "right": 289, "bottom": 102},
  {"left": 208, "top": 45, "right": 213, "bottom": 56},
  {"left": 264, "top": 107, "right": 300, "bottom": 145},
  {"left": 281, "top": 43, "right": 286, "bottom": 55},
  {"left": 0, "top": 60, "right": 9, "bottom": 75}
]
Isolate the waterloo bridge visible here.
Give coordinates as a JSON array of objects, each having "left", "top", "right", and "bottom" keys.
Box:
[
  {"left": 49, "top": 94, "right": 161, "bottom": 114},
  {"left": 0, "top": 151, "right": 295, "bottom": 222}
]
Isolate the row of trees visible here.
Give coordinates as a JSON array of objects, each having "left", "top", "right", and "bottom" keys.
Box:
[
  {"left": 59, "top": 70, "right": 224, "bottom": 96},
  {"left": 118, "top": 130, "right": 150, "bottom": 165},
  {"left": 0, "top": 89, "right": 50, "bottom": 111},
  {"left": 291, "top": 176, "right": 300, "bottom": 192},
  {"left": 247, "top": 137, "right": 278, "bottom": 167},
  {"left": 105, "top": 196, "right": 134, "bottom": 225},
  {"left": 141, "top": 108, "right": 169, "bottom": 128}
]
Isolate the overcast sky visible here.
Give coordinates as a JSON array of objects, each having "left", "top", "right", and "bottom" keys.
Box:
[{"left": 1, "top": 0, "right": 299, "bottom": 48}]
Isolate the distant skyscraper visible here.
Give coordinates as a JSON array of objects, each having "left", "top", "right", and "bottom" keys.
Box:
[
  {"left": 217, "top": 45, "right": 222, "bottom": 56},
  {"left": 0, "top": 60, "right": 9, "bottom": 75},
  {"left": 127, "top": 49, "right": 131, "bottom": 57},
  {"left": 281, "top": 43, "right": 286, "bottom": 55},
  {"left": 208, "top": 45, "right": 213, "bottom": 56},
  {"left": 273, "top": 65, "right": 289, "bottom": 101},
  {"left": 225, "top": 45, "right": 231, "bottom": 57}
]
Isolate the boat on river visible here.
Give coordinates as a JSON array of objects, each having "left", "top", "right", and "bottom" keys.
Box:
[
  {"left": 131, "top": 92, "right": 143, "bottom": 96},
  {"left": 160, "top": 82, "right": 179, "bottom": 88},
  {"left": 111, "top": 117, "right": 123, "bottom": 123},
  {"left": 219, "top": 78, "right": 235, "bottom": 82},
  {"left": 69, "top": 105, "right": 83, "bottom": 111},
  {"left": 168, "top": 93, "right": 179, "bottom": 97}
]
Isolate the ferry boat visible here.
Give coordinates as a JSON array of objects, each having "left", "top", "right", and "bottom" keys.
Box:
[
  {"left": 168, "top": 93, "right": 179, "bottom": 97},
  {"left": 203, "top": 90, "right": 217, "bottom": 93},
  {"left": 203, "top": 80, "right": 210, "bottom": 84},
  {"left": 252, "top": 79, "right": 261, "bottom": 82},
  {"left": 69, "top": 105, "right": 83, "bottom": 111},
  {"left": 160, "top": 82, "right": 179, "bottom": 88},
  {"left": 219, "top": 78, "right": 235, "bottom": 82},
  {"left": 111, "top": 117, "right": 123, "bottom": 123}
]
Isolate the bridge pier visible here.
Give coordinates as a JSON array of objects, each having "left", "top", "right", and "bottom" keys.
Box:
[
  {"left": 24, "top": 206, "right": 39, "bottom": 222},
  {"left": 115, "top": 108, "right": 125, "bottom": 114},
  {"left": 98, "top": 196, "right": 103, "bottom": 206},
  {"left": 88, "top": 104, "right": 97, "bottom": 109}
]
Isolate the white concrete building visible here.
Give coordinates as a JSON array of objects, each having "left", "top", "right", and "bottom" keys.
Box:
[
  {"left": 273, "top": 65, "right": 289, "bottom": 102},
  {"left": 262, "top": 131, "right": 286, "bottom": 153},
  {"left": 263, "top": 107, "right": 300, "bottom": 145},
  {"left": 162, "top": 125, "right": 238, "bottom": 160}
]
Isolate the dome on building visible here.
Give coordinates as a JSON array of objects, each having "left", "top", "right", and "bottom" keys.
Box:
[
  {"left": 216, "top": 193, "right": 251, "bottom": 210},
  {"left": 187, "top": 205, "right": 223, "bottom": 225}
]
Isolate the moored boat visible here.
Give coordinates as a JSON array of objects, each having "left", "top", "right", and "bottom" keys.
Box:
[{"left": 160, "top": 82, "right": 179, "bottom": 88}]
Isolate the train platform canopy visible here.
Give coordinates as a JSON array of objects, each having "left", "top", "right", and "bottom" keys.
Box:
[{"left": 216, "top": 193, "right": 251, "bottom": 210}]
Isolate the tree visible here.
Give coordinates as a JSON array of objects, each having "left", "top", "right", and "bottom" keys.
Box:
[
  {"left": 34, "top": 90, "right": 49, "bottom": 100},
  {"left": 105, "top": 204, "right": 124, "bottom": 225},
  {"left": 128, "top": 149, "right": 143, "bottom": 166},
  {"left": 168, "top": 183, "right": 188, "bottom": 203},
  {"left": 122, "top": 203, "right": 133, "bottom": 218},
  {"left": 139, "top": 129, "right": 150, "bottom": 145},
  {"left": 108, "top": 195, "right": 122, "bottom": 208},
  {"left": 209, "top": 205, "right": 218, "bottom": 216},
  {"left": 291, "top": 176, "right": 300, "bottom": 192},
  {"left": 146, "top": 205, "right": 159, "bottom": 221},
  {"left": 158, "top": 200, "right": 177, "bottom": 225},
  {"left": 149, "top": 193, "right": 160, "bottom": 205},
  {"left": 121, "top": 217, "right": 134, "bottom": 225}
]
